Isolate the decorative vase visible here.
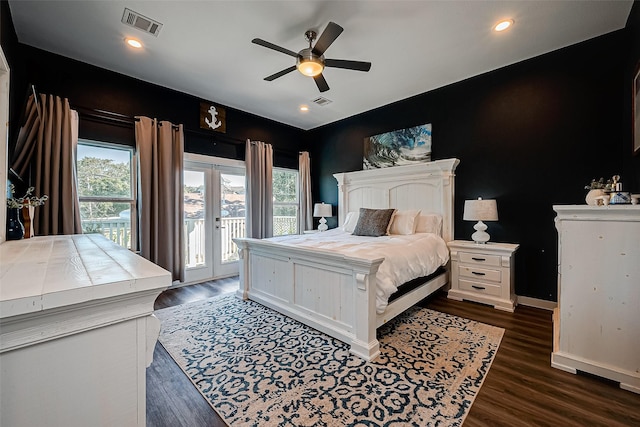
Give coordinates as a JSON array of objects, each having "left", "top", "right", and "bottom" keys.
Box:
[
  {"left": 21, "top": 205, "right": 35, "bottom": 238},
  {"left": 585, "top": 189, "right": 605, "bottom": 206},
  {"left": 7, "top": 208, "right": 25, "bottom": 240}
]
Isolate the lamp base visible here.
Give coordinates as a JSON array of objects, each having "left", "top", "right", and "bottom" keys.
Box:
[
  {"left": 471, "top": 220, "right": 491, "bottom": 244},
  {"left": 317, "top": 217, "right": 328, "bottom": 232}
]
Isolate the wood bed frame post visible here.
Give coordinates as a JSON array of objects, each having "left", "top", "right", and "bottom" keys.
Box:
[{"left": 349, "top": 259, "right": 383, "bottom": 361}]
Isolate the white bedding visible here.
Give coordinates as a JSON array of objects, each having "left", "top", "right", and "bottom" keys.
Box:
[{"left": 268, "top": 229, "right": 450, "bottom": 314}]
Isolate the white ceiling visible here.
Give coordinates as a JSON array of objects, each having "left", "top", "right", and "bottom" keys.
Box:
[{"left": 8, "top": 1, "right": 633, "bottom": 130}]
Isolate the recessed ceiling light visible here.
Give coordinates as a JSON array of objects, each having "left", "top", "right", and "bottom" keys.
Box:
[
  {"left": 125, "top": 38, "right": 143, "bottom": 49},
  {"left": 299, "top": 105, "right": 309, "bottom": 112},
  {"left": 494, "top": 19, "right": 514, "bottom": 32}
]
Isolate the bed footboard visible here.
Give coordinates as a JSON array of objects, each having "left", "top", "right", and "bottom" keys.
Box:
[{"left": 234, "top": 237, "right": 384, "bottom": 361}]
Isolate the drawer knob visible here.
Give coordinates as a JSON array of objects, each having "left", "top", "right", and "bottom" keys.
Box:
[
  {"left": 472, "top": 285, "right": 486, "bottom": 290},
  {"left": 471, "top": 271, "right": 486, "bottom": 276},
  {"left": 472, "top": 257, "right": 486, "bottom": 262}
]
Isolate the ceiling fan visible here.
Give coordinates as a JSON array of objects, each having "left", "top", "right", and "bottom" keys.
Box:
[{"left": 252, "top": 21, "right": 371, "bottom": 93}]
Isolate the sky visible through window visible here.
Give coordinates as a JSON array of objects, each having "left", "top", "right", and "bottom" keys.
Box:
[{"left": 77, "top": 144, "right": 130, "bottom": 164}]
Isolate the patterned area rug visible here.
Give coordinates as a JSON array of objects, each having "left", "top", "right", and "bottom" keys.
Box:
[{"left": 155, "top": 294, "right": 504, "bottom": 426}]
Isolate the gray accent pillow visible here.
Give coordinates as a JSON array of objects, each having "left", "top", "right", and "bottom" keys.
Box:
[{"left": 352, "top": 208, "right": 396, "bottom": 237}]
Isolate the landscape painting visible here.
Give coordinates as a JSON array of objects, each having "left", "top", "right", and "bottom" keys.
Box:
[{"left": 363, "top": 123, "right": 432, "bottom": 169}]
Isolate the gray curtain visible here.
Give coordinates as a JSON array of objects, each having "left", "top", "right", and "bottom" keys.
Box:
[
  {"left": 245, "top": 139, "right": 273, "bottom": 238},
  {"left": 298, "top": 151, "right": 312, "bottom": 233},
  {"left": 135, "top": 116, "right": 185, "bottom": 282},
  {"left": 11, "top": 93, "right": 82, "bottom": 236}
]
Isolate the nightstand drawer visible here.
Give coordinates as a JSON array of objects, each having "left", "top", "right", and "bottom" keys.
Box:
[
  {"left": 459, "top": 251, "right": 502, "bottom": 267},
  {"left": 459, "top": 279, "right": 502, "bottom": 297},
  {"left": 459, "top": 265, "right": 502, "bottom": 282}
]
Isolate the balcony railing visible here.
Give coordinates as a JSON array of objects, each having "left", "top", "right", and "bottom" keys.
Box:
[
  {"left": 82, "top": 216, "right": 297, "bottom": 269},
  {"left": 81, "top": 218, "right": 132, "bottom": 249}
]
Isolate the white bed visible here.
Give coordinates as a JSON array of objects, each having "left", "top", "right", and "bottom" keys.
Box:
[{"left": 234, "top": 158, "right": 460, "bottom": 361}]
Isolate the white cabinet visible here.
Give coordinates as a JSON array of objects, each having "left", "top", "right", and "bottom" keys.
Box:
[
  {"left": 447, "top": 240, "right": 519, "bottom": 312},
  {"left": 0, "top": 235, "right": 171, "bottom": 426},
  {"left": 553, "top": 205, "right": 640, "bottom": 394}
]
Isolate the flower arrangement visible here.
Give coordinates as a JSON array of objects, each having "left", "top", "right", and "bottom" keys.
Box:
[
  {"left": 584, "top": 178, "right": 614, "bottom": 192},
  {"left": 7, "top": 184, "right": 49, "bottom": 209}
]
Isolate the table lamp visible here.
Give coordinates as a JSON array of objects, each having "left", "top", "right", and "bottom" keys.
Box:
[
  {"left": 313, "top": 202, "right": 332, "bottom": 232},
  {"left": 463, "top": 197, "right": 498, "bottom": 244}
]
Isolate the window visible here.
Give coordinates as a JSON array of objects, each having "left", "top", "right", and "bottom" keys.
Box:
[
  {"left": 77, "top": 141, "right": 136, "bottom": 249},
  {"left": 272, "top": 168, "right": 299, "bottom": 236}
]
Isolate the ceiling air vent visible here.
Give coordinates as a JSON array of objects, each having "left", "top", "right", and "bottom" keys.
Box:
[
  {"left": 312, "top": 96, "right": 332, "bottom": 107},
  {"left": 121, "top": 8, "right": 163, "bottom": 37}
]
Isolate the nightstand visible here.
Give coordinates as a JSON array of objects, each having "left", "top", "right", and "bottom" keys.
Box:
[
  {"left": 447, "top": 240, "right": 519, "bottom": 312},
  {"left": 303, "top": 230, "right": 320, "bottom": 234}
]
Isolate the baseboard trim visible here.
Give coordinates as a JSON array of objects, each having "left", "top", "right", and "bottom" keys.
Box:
[{"left": 517, "top": 295, "right": 557, "bottom": 311}]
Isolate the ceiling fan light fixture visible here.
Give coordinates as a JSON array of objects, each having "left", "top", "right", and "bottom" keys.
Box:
[
  {"left": 298, "top": 59, "right": 324, "bottom": 77},
  {"left": 252, "top": 22, "right": 369, "bottom": 92},
  {"left": 297, "top": 48, "right": 324, "bottom": 77}
]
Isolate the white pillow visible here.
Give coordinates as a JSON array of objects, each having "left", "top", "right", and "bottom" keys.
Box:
[
  {"left": 342, "top": 211, "right": 360, "bottom": 233},
  {"left": 415, "top": 214, "right": 443, "bottom": 235},
  {"left": 388, "top": 209, "right": 421, "bottom": 235}
]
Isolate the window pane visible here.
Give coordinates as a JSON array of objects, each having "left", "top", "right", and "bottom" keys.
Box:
[
  {"left": 272, "top": 170, "right": 297, "bottom": 203},
  {"left": 272, "top": 169, "right": 298, "bottom": 237},
  {"left": 273, "top": 205, "right": 297, "bottom": 236},
  {"left": 184, "top": 170, "right": 205, "bottom": 268},
  {"left": 273, "top": 205, "right": 297, "bottom": 217},
  {"left": 80, "top": 201, "right": 132, "bottom": 248},
  {"left": 77, "top": 144, "right": 132, "bottom": 198},
  {"left": 221, "top": 173, "right": 246, "bottom": 263},
  {"left": 77, "top": 142, "right": 135, "bottom": 250}
]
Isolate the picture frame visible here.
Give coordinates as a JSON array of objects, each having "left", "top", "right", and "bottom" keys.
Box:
[
  {"left": 634, "top": 63, "right": 640, "bottom": 155},
  {"left": 200, "top": 101, "right": 226, "bottom": 133},
  {"left": 363, "top": 123, "right": 432, "bottom": 169}
]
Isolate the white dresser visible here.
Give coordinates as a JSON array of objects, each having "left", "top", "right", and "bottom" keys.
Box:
[
  {"left": 0, "top": 234, "right": 171, "bottom": 426},
  {"left": 553, "top": 205, "right": 640, "bottom": 394},
  {"left": 447, "top": 240, "right": 519, "bottom": 312}
]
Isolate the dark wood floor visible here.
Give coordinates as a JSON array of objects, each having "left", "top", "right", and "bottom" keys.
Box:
[{"left": 147, "top": 278, "right": 640, "bottom": 427}]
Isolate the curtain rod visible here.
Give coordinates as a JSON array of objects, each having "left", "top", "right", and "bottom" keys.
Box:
[
  {"left": 74, "top": 106, "right": 298, "bottom": 156},
  {"left": 75, "top": 106, "right": 246, "bottom": 145}
]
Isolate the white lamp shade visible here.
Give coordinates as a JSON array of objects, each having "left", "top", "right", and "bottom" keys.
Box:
[
  {"left": 463, "top": 199, "right": 498, "bottom": 221},
  {"left": 313, "top": 203, "right": 332, "bottom": 218}
]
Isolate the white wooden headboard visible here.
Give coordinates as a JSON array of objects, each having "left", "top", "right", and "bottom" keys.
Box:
[{"left": 333, "top": 158, "right": 460, "bottom": 242}]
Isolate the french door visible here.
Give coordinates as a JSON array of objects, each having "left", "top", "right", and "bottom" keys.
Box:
[{"left": 183, "top": 155, "right": 245, "bottom": 284}]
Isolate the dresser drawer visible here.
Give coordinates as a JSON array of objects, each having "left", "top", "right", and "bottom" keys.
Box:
[
  {"left": 459, "top": 278, "right": 502, "bottom": 297},
  {"left": 459, "top": 251, "right": 502, "bottom": 267},
  {"left": 459, "top": 265, "right": 502, "bottom": 282}
]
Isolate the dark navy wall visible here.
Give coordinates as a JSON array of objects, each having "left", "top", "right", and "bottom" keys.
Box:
[{"left": 308, "top": 22, "right": 639, "bottom": 302}]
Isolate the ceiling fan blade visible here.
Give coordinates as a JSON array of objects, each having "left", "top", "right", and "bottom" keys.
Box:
[
  {"left": 314, "top": 73, "right": 330, "bottom": 92},
  {"left": 325, "top": 59, "right": 371, "bottom": 72},
  {"left": 264, "top": 66, "right": 297, "bottom": 81},
  {"left": 252, "top": 38, "right": 298, "bottom": 57},
  {"left": 312, "top": 22, "right": 343, "bottom": 56}
]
